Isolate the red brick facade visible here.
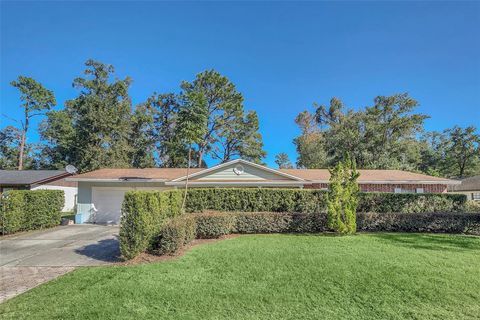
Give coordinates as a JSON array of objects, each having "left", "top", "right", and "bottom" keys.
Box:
[{"left": 304, "top": 183, "right": 448, "bottom": 193}]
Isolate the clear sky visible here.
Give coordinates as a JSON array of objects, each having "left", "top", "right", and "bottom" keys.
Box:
[{"left": 1, "top": 1, "right": 479, "bottom": 167}]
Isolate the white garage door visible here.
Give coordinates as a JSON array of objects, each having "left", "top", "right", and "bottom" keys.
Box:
[{"left": 91, "top": 187, "right": 132, "bottom": 224}]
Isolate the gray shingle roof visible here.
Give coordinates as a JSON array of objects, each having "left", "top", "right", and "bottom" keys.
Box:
[{"left": 0, "top": 170, "right": 69, "bottom": 185}]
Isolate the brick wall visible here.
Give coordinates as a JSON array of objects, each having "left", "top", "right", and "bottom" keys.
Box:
[{"left": 304, "top": 183, "right": 448, "bottom": 193}]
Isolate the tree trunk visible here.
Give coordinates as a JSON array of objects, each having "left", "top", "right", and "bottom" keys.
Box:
[
  {"left": 197, "top": 149, "right": 204, "bottom": 168},
  {"left": 18, "top": 117, "right": 28, "bottom": 170}
]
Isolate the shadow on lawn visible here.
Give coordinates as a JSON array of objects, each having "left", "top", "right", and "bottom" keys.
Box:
[
  {"left": 74, "top": 236, "right": 121, "bottom": 262},
  {"left": 369, "top": 233, "right": 480, "bottom": 252}
]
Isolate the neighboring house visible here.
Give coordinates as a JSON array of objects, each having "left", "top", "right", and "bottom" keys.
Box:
[
  {"left": 0, "top": 170, "right": 77, "bottom": 212},
  {"left": 67, "top": 159, "right": 459, "bottom": 225},
  {"left": 448, "top": 175, "right": 480, "bottom": 201}
]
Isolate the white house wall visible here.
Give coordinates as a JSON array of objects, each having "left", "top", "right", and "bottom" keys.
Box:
[{"left": 31, "top": 185, "right": 77, "bottom": 212}]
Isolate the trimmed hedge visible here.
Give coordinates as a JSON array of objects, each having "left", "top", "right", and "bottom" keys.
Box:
[
  {"left": 119, "top": 188, "right": 470, "bottom": 259},
  {"left": 184, "top": 189, "right": 327, "bottom": 213},
  {"left": 233, "top": 212, "right": 328, "bottom": 233},
  {"left": 196, "top": 213, "right": 236, "bottom": 239},
  {"left": 184, "top": 188, "right": 467, "bottom": 214},
  {"left": 154, "top": 215, "right": 196, "bottom": 255},
  {"left": 151, "top": 211, "right": 480, "bottom": 256},
  {"left": 119, "top": 190, "right": 183, "bottom": 260},
  {"left": 357, "top": 212, "right": 480, "bottom": 235},
  {"left": 0, "top": 190, "right": 64, "bottom": 235},
  {"left": 357, "top": 193, "right": 467, "bottom": 213}
]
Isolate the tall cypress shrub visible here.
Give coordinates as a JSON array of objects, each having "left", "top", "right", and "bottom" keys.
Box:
[{"left": 327, "top": 156, "right": 360, "bottom": 234}]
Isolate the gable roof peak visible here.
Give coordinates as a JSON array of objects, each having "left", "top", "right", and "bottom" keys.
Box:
[{"left": 171, "top": 158, "right": 305, "bottom": 182}]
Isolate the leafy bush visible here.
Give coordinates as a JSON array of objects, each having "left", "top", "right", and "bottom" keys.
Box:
[
  {"left": 327, "top": 157, "right": 359, "bottom": 234},
  {"left": 463, "top": 200, "right": 480, "bottom": 213},
  {"left": 0, "top": 190, "right": 64, "bottom": 235},
  {"left": 120, "top": 188, "right": 468, "bottom": 259},
  {"left": 233, "top": 212, "right": 291, "bottom": 233},
  {"left": 155, "top": 215, "right": 196, "bottom": 255},
  {"left": 233, "top": 212, "right": 328, "bottom": 233},
  {"left": 183, "top": 188, "right": 465, "bottom": 214},
  {"left": 195, "top": 212, "right": 236, "bottom": 239},
  {"left": 119, "top": 190, "right": 183, "bottom": 260},
  {"left": 357, "top": 193, "right": 466, "bottom": 213},
  {"left": 357, "top": 212, "right": 480, "bottom": 235},
  {"left": 184, "top": 188, "right": 327, "bottom": 213}
]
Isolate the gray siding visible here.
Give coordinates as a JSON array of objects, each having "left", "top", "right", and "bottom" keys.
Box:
[{"left": 194, "top": 163, "right": 293, "bottom": 181}]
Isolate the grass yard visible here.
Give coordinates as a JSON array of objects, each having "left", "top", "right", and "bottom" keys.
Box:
[{"left": 1, "top": 233, "right": 479, "bottom": 320}]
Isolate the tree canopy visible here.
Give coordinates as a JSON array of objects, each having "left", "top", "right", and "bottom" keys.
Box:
[{"left": 293, "top": 93, "right": 479, "bottom": 177}]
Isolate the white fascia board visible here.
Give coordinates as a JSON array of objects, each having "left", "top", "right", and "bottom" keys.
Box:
[
  {"left": 165, "top": 181, "right": 309, "bottom": 187},
  {"left": 310, "top": 180, "right": 461, "bottom": 185},
  {"left": 171, "top": 159, "right": 305, "bottom": 182},
  {"left": 65, "top": 178, "right": 168, "bottom": 183}
]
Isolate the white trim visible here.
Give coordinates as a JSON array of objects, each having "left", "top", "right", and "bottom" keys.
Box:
[
  {"left": 66, "top": 178, "right": 168, "bottom": 182},
  {"left": 171, "top": 159, "right": 305, "bottom": 182},
  {"left": 310, "top": 180, "right": 460, "bottom": 185},
  {"left": 165, "top": 181, "right": 307, "bottom": 187}
]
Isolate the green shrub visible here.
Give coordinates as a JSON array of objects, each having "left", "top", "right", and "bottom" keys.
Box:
[
  {"left": 183, "top": 188, "right": 465, "bottom": 214},
  {"left": 120, "top": 188, "right": 468, "bottom": 259},
  {"left": 195, "top": 212, "right": 236, "bottom": 239},
  {"left": 233, "top": 212, "right": 291, "bottom": 233},
  {"left": 184, "top": 188, "right": 327, "bottom": 213},
  {"left": 119, "top": 190, "right": 183, "bottom": 260},
  {"left": 232, "top": 212, "right": 328, "bottom": 233},
  {"left": 463, "top": 200, "right": 480, "bottom": 213},
  {"left": 155, "top": 215, "right": 196, "bottom": 255},
  {"left": 327, "top": 157, "right": 359, "bottom": 234},
  {"left": 357, "top": 212, "right": 480, "bottom": 235},
  {"left": 0, "top": 190, "right": 64, "bottom": 235},
  {"left": 357, "top": 193, "right": 466, "bottom": 213}
]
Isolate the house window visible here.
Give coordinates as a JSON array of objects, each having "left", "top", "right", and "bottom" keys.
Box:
[
  {"left": 473, "top": 193, "right": 480, "bottom": 201},
  {"left": 416, "top": 188, "right": 424, "bottom": 194},
  {"left": 394, "top": 188, "right": 402, "bottom": 193}
]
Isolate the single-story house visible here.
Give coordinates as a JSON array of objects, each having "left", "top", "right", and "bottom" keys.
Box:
[
  {"left": 67, "top": 159, "right": 459, "bottom": 225},
  {"left": 0, "top": 170, "right": 77, "bottom": 212},
  {"left": 448, "top": 175, "right": 480, "bottom": 201}
]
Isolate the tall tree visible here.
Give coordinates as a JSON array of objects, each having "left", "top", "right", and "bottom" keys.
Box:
[
  {"left": 129, "top": 105, "right": 156, "bottom": 168},
  {"left": 38, "top": 110, "right": 75, "bottom": 169},
  {"left": 275, "top": 152, "right": 293, "bottom": 169},
  {"left": 443, "top": 126, "right": 480, "bottom": 178},
  {"left": 293, "top": 110, "right": 328, "bottom": 168},
  {"left": 214, "top": 110, "right": 266, "bottom": 164},
  {"left": 40, "top": 60, "right": 133, "bottom": 172},
  {"left": 180, "top": 70, "right": 265, "bottom": 166},
  {"left": 421, "top": 126, "right": 480, "bottom": 178},
  {"left": 143, "top": 93, "right": 190, "bottom": 167},
  {"left": 10, "top": 76, "right": 56, "bottom": 170},
  {"left": 294, "top": 94, "right": 428, "bottom": 170},
  {"left": 0, "top": 126, "right": 22, "bottom": 169}
]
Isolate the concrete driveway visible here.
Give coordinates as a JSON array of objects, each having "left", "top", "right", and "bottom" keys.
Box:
[
  {"left": 0, "top": 224, "right": 120, "bottom": 267},
  {"left": 0, "top": 225, "right": 120, "bottom": 302}
]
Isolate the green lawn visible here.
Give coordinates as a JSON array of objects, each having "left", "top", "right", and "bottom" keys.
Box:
[{"left": 1, "top": 233, "right": 479, "bottom": 320}]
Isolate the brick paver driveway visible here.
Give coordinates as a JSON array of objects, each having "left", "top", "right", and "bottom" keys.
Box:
[{"left": 0, "top": 225, "right": 119, "bottom": 302}]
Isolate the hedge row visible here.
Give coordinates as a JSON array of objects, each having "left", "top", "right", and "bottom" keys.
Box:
[
  {"left": 184, "top": 188, "right": 327, "bottom": 213},
  {"left": 183, "top": 188, "right": 467, "bottom": 214},
  {"left": 119, "top": 190, "right": 183, "bottom": 259},
  {"left": 0, "top": 190, "right": 64, "bottom": 235},
  {"left": 357, "top": 212, "right": 480, "bottom": 234},
  {"left": 119, "top": 189, "right": 470, "bottom": 259},
  {"left": 151, "top": 211, "right": 480, "bottom": 256}
]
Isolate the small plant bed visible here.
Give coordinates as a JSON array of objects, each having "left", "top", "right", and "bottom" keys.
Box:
[{"left": 0, "top": 233, "right": 479, "bottom": 319}]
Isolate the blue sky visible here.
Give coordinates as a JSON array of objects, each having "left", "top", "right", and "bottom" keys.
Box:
[{"left": 1, "top": 1, "right": 479, "bottom": 167}]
